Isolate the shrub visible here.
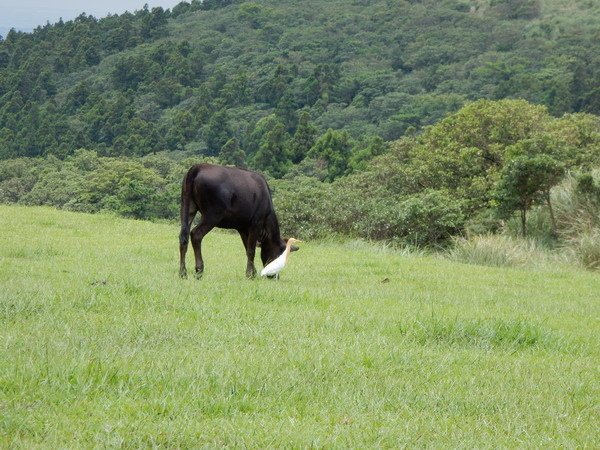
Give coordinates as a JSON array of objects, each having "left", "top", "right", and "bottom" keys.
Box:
[
  {"left": 273, "top": 181, "right": 464, "bottom": 247},
  {"left": 271, "top": 176, "right": 334, "bottom": 239},
  {"left": 464, "top": 208, "right": 503, "bottom": 236},
  {"left": 340, "top": 189, "right": 464, "bottom": 246},
  {"left": 20, "top": 169, "right": 85, "bottom": 209},
  {"left": 0, "top": 158, "right": 41, "bottom": 203},
  {"left": 396, "top": 190, "right": 465, "bottom": 246}
]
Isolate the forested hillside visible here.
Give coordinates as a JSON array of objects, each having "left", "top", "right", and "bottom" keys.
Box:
[
  {"left": 1, "top": 0, "right": 599, "bottom": 269},
  {"left": 1, "top": 0, "right": 599, "bottom": 164}
]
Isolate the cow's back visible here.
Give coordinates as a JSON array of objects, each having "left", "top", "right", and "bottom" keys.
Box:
[{"left": 190, "top": 164, "right": 273, "bottom": 227}]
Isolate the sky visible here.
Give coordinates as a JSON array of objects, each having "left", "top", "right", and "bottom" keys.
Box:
[{"left": 0, "top": 0, "right": 183, "bottom": 38}]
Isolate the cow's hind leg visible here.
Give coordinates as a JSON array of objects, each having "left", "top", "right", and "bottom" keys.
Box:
[
  {"left": 190, "top": 217, "right": 215, "bottom": 279},
  {"left": 179, "top": 209, "right": 197, "bottom": 278}
]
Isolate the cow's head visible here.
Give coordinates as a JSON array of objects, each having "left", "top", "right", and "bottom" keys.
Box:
[
  {"left": 260, "top": 211, "right": 299, "bottom": 265},
  {"left": 260, "top": 236, "right": 299, "bottom": 266}
]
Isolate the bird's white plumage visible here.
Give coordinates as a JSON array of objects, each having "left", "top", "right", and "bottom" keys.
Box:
[
  {"left": 260, "top": 238, "right": 301, "bottom": 278},
  {"left": 260, "top": 251, "right": 287, "bottom": 277}
]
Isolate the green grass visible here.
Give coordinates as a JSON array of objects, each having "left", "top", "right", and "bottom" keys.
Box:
[{"left": 1, "top": 205, "right": 599, "bottom": 447}]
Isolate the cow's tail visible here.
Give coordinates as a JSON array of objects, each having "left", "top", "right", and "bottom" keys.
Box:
[{"left": 179, "top": 165, "right": 200, "bottom": 250}]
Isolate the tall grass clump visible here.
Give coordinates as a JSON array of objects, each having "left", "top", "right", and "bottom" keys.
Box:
[
  {"left": 565, "top": 228, "right": 600, "bottom": 270},
  {"left": 446, "top": 234, "right": 568, "bottom": 268},
  {"left": 552, "top": 173, "right": 600, "bottom": 234},
  {"left": 551, "top": 171, "right": 600, "bottom": 269}
]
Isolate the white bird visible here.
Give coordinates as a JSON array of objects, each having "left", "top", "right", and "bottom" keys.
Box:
[{"left": 260, "top": 238, "right": 302, "bottom": 279}]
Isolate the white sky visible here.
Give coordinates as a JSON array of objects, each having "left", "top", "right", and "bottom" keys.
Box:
[{"left": 0, "top": 0, "right": 184, "bottom": 38}]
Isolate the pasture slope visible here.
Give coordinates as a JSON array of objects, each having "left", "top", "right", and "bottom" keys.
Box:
[{"left": 0, "top": 205, "right": 598, "bottom": 448}]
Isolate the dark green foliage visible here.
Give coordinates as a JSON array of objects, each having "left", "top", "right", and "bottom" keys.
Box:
[
  {"left": 1, "top": 0, "right": 599, "bottom": 161},
  {"left": 287, "top": 111, "right": 317, "bottom": 164},
  {"left": 348, "top": 136, "right": 386, "bottom": 173},
  {"left": 251, "top": 121, "right": 291, "bottom": 178},
  {"left": 0, "top": 150, "right": 180, "bottom": 220},
  {"left": 489, "top": 0, "right": 541, "bottom": 20},
  {"left": 494, "top": 155, "right": 564, "bottom": 236},
  {"left": 140, "top": 6, "right": 170, "bottom": 40},
  {"left": 1, "top": 98, "right": 598, "bottom": 248},
  {"left": 359, "top": 190, "right": 466, "bottom": 246},
  {"left": 576, "top": 173, "right": 600, "bottom": 205},
  {"left": 203, "top": 109, "right": 232, "bottom": 156},
  {"left": 219, "top": 138, "right": 246, "bottom": 167},
  {"left": 382, "top": 99, "right": 552, "bottom": 213},
  {"left": 308, "top": 129, "right": 352, "bottom": 181},
  {"left": 273, "top": 179, "right": 463, "bottom": 246}
]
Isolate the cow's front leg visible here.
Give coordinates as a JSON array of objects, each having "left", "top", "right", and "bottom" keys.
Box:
[
  {"left": 246, "top": 261, "right": 256, "bottom": 279},
  {"left": 245, "top": 230, "right": 258, "bottom": 279},
  {"left": 239, "top": 231, "right": 255, "bottom": 278}
]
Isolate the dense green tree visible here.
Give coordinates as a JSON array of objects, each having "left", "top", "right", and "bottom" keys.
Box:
[
  {"left": 221, "top": 72, "right": 251, "bottom": 106},
  {"left": 0, "top": 128, "right": 17, "bottom": 159},
  {"left": 308, "top": 129, "right": 352, "bottom": 182},
  {"left": 245, "top": 114, "right": 281, "bottom": 157},
  {"left": 348, "top": 136, "right": 386, "bottom": 173},
  {"left": 494, "top": 155, "right": 564, "bottom": 236},
  {"left": 238, "top": 2, "right": 266, "bottom": 29},
  {"left": 276, "top": 91, "right": 298, "bottom": 132},
  {"left": 203, "top": 108, "right": 232, "bottom": 156},
  {"left": 219, "top": 138, "right": 246, "bottom": 167},
  {"left": 251, "top": 122, "right": 290, "bottom": 178},
  {"left": 65, "top": 81, "right": 90, "bottom": 113},
  {"left": 544, "top": 113, "right": 600, "bottom": 170},
  {"left": 152, "top": 78, "right": 183, "bottom": 108},
  {"left": 258, "top": 64, "right": 295, "bottom": 105},
  {"left": 287, "top": 111, "right": 317, "bottom": 164},
  {"left": 140, "top": 6, "right": 170, "bottom": 40},
  {"left": 305, "top": 64, "right": 340, "bottom": 105},
  {"left": 408, "top": 99, "right": 551, "bottom": 211},
  {"left": 489, "top": 0, "right": 541, "bottom": 20}
]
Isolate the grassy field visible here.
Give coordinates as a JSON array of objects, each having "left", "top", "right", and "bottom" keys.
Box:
[{"left": 1, "top": 205, "right": 598, "bottom": 447}]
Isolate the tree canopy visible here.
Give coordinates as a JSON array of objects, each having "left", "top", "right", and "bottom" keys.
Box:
[{"left": 1, "top": 0, "right": 599, "bottom": 167}]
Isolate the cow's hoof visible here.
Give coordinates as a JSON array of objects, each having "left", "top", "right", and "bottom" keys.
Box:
[
  {"left": 195, "top": 270, "right": 204, "bottom": 280},
  {"left": 179, "top": 271, "right": 187, "bottom": 279}
]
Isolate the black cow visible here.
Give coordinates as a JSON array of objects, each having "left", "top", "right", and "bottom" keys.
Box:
[{"left": 179, "top": 163, "right": 295, "bottom": 279}]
